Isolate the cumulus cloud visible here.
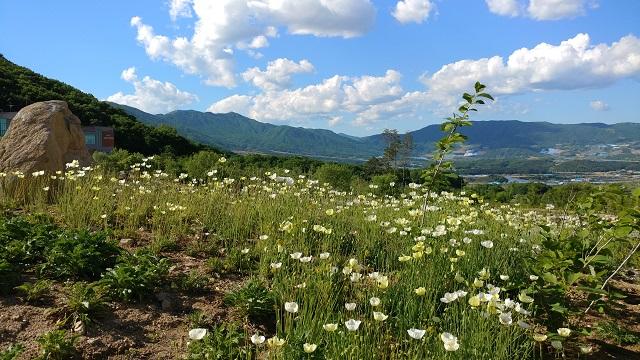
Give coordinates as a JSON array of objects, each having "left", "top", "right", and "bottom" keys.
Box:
[
  {"left": 392, "top": 0, "right": 435, "bottom": 24},
  {"left": 106, "top": 67, "right": 198, "bottom": 114},
  {"left": 132, "top": 0, "right": 375, "bottom": 87},
  {"left": 242, "top": 58, "right": 315, "bottom": 91},
  {"left": 207, "top": 94, "right": 253, "bottom": 114},
  {"left": 421, "top": 33, "right": 640, "bottom": 106},
  {"left": 590, "top": 100, "right": 610, "bottom": 111},
  {"left": 169, "top": 0, "right": 193, "bottom": 20},
  {"left": 344, "top": 70, "right": 404, "bottom": 110},
  {"left": 486, "top": 0, "right": 597, "bottom": 20},
  {"left": 485, "top": 0, "right": 521, "bottom": 17},
  {"left": 208, "top": 70, "right": 410, "bottom": 125}
]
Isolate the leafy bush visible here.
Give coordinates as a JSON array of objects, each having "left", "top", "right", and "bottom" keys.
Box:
[
  {"left": 36, "top": 330, "right": 78, "bottom": 360},
  {"left": 186, "top": 323, "right": 250, "bottom": 360},
  {"left": 223, "top": 279, "right": 275, "bottom": 322},
  {"left": 99, "top": 251, "right": 170, "bottom": 302},
  {"left": 15, "top": 279, "right": 52, "bottom": 303},
  {"left": 0, "top": 343, "right": 24, "bottom": 360},
  {"left": 65, "top": 282, "right": 109, "bottom": 326},
  {"left": 40, "top": 230, "right": 120, "bottom": 280},
  {"left": 0, "top": 260, "right": 20, "bottom": 295},
  {"left": 173, "top": 270, "right": 209, "bottom": 294}
]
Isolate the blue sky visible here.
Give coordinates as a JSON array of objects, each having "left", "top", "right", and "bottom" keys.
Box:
[{"left": 1, "top": 0, "right": 639, "bottom": 136}]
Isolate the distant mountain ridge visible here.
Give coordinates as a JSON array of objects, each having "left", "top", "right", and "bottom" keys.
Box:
[{"left": 110, "top": 103, "right": 640, "bottom": 161}]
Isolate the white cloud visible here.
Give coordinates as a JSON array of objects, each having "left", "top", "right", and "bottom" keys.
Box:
[
  {"left": 392, "top": 0, "right": 435, "bottom": 24},
  {"left": 169, "top": 0, "right": 193, "bottom": 20},
  {"left": 242, "top": 58, "right": 315, "bottom": 91},
  {"left": 132, "top": 0, "right": 375, "bottom": 87},
  {"left": 354, "top": 91, "right": 427, "bottom": 125},
  {"left": 209, "top": 70, "right": 411, "bottom": 125},
  {"left": 486, "top": 0, "right": 597, "bottom": 20},
  {"left": 328, "top": 116, "right": 343, "bottom": 127},
  {"left": 527, "top": 0, "right": 589, "bottom": 20},
  {"left": 485, "top": 0, "right": 521, "bottom": 17},
  {"left": 590, "top": 100, "right": 610, "bottom": 111},
  {"left": 207, "top": 94, "right": 253, "bottom": 114},
  {"left": 421, "top": 33, "right": 640, "bottom": 106},
  {"left": 106, "top": 67, "right": 198, "bottom": 114},
  {"left": 344, "top": 70, "right": 404, "bottom": 110}
]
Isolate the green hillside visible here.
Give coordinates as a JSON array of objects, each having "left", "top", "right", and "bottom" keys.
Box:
[
  {"left": 112, "top": 103, "right": 640, "bottom": 161},
  {"left": 110, "top": 104, "right": 379, "bottom": 160},
  {"left": 0, "top": 55, "right": 208, "bottom": 156}
]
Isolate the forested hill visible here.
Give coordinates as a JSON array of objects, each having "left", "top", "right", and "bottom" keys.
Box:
[
  {"left": 112, "top": 103, "right": 640, "bottom": 161},
  {"left": 0, "top": 55, "right": 209, "bottom": 156}
]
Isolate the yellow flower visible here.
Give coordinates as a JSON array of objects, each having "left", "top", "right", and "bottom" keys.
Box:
[
  {"left": 323, "top": 323, "right": 338, "bottom": 332},
  {"left": 468, "top": 295, "right": 480, "bottom": 307},
  {"left": 303, "top": 343, "right": 317, "bottom": 353},
  {"left": 398, "top": 255, "right": 412, "bottom": 262},
  {"left": 373, "top": 312, "right": 388, "bottom": 322},
  {"left": 377, "top": 276, "right": 389, "bottom": 289},
  {"left": 415, "top": 287, "right": 426, "bottom": 296}
]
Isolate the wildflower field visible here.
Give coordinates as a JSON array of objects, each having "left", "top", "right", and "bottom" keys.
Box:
[{"left": 0, "top": 156, "right": 638, "bottom": 359}]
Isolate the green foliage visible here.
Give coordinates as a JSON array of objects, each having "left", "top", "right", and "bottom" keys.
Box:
[
  {"left": 186, "top": 323, "right": 250, "bottom": 360},
  {"left": 0, "top": 344, "right": 24, "bottom": 360},
  {"left": 0, "top": 55, "right": 207, "bottom": 156},
  {"left": 595, "top": 321, "right": 640, "bottom": 345},
  {"left": 15, "top": 279, "right": 52, "bottom": 303},
  {"left": 65, "top": 282, "right": 109, "bottom": 326},
  {"left": 99, "top": 251, "right": 170, "bottom": 302},
  {"left": 36, "top": 330, "right": 78, "bottom": 360},
  {"left": 421, "top": 82, "right": 492, "bottom": 195},
  {"left": 223, "top": 279, "right": 275, "bottom": 322},
  {"left": 173, "top": 270, "right": 209, "bottom": 294},
  {"left": 0, "top": 259, "right": 20, "bottom": 295},
  {"left": 40, "top": 230, "right": 120, "bottom": 280},
  {"left": 314, "top": 163, "right": 354, "bottom": 191}
]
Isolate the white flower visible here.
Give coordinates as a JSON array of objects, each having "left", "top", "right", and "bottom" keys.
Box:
[
  {"left": 300, "top": 256, "right": 313, "bottom": 263},
  {"left": 373, "top": 312, "right": 388, "bottom": 321},
  {"left": 345, "top": 319, "right": 361, "bottom": 331},
  {"left": 284, "top": 302, "right": 299, "bottom": 313},
  {"left": 480, "top": 240, "right": 494, "bottom": 248},
  {"left": 440, "top": 332, "right": 460, "bottom": 351},
  {"left": 303, "top": 343, "right": 317, "bottom": 353},
  {"left": 517, "top": 320, "right": 531, "bottom": 329},
  {"left": 270, "top": 262, "right": 282, "bottom": 269},
  {"left": 250, "top": 334, "right": 265, "bottom": 345},
  {"left": 499, "top": 275, "right": 509, "bottom": 281},
  {"left": 557, "top": 328, "right": 571, "bottom": 337},
  {"left": 266, "top": 336, "right": 285, "bottom": 347},
  {"left": 407, "top": 328, "right": 426, "bottom": 340},
  {"left": 290, "top": 252, "right": 302, "bottom": 260},
  {"left": 241, "top": 248, "right": 250, "bottom": 254},
  {"left": 440, "top": 292, "right": 459, "bottom": 303},
  {"left": 319, "top": 252, "right": 330, "bottom": 259},
  {"left": 518, "top": 292, "right": 534, "bottom": 303},
  {"left": 529, "top": 275, "right": 539, "bottom": 281},
  {"left": 188, "top": 328, "right": 208, "bottom": 340},
  {"left": 345, "top": 302, "right": 357, "bottom": 311},
  {"left": 499, "top": 312, "right": 513, "bottom": 326},
  {"left": 369, "top": 297, "right": 381, "bottom": 307},
  {"left": 323, "top": 323, "right": 338, "bottom": 332}
]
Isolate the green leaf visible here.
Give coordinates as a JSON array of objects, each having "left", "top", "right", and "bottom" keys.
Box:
[
  {"left": 463, "top": 93, "right": 473, "bottom": 103},
  {"left": 542, "top": 272, "right": 558, "bottom": 284},
  {"left": 614, "top": 226, "right": 632, "bottom": 238},
  {"left": 474, "top": 82, "right": 485, "bottom": 93},
  {"left": 477, "top": 93, "right": 494, "bottom": 101},
  {"left": 475, "top": 99, "right": 485, "bottom": 105}
]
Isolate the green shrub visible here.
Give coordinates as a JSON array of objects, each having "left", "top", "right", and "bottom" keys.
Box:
[
  {"left": 0, "top": 343, "right": 24, "bottom": 360},
  {"left": 36, "top": 330, "right": 78, "bottom": 360},
  {"left": 40, "top": 230, "right": 120, "bottom": 280},
  {"left": 186, "top": 323, "right": 250, "bottom": 360},
  {"left": 65, "top": 282, "right": 109, "bottom": 326},
  {"left": 223, "top": 279, "right": 275, "bottom": 322},
  {"left": 0, "top": 260, "right": 20, "bottom": 295},
  {"left": 15, "top": 279, "right": 52, "bottom": 303},
  {"left": 174, "top": 270, "right": 209, "bottom": 294},
  {"left": 99, "top": 251, "right": 170, "bottom": 302}
]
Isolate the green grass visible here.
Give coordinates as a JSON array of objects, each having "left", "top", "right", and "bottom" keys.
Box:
[{"left": 0, "top": 161, "right": 637, "bottom": 359}]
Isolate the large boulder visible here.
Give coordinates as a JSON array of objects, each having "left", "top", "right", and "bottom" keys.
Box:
[{"left": 0, "top": 101, "right": 92, "bottom": 173}]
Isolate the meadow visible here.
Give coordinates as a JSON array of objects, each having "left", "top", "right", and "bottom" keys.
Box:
[{"left": 1, "top": 155, "right": 638, "bottom": 359}]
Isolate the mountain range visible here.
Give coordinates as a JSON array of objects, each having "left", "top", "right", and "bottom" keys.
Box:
[{"left": 110, "top": 103, "right": 640, "bottom": 162}]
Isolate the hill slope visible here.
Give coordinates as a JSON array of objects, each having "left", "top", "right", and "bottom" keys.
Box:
[
  {"left": 0, "top": 55, "right": 209, "bottom": 156},
  {"left": 112, "top": 103, "right": 640, "bottom": 161}
]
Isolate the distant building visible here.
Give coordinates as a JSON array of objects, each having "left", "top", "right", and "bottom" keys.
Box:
[{"left": 0, "top": 112, "right": 114, "bottom": 152}]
